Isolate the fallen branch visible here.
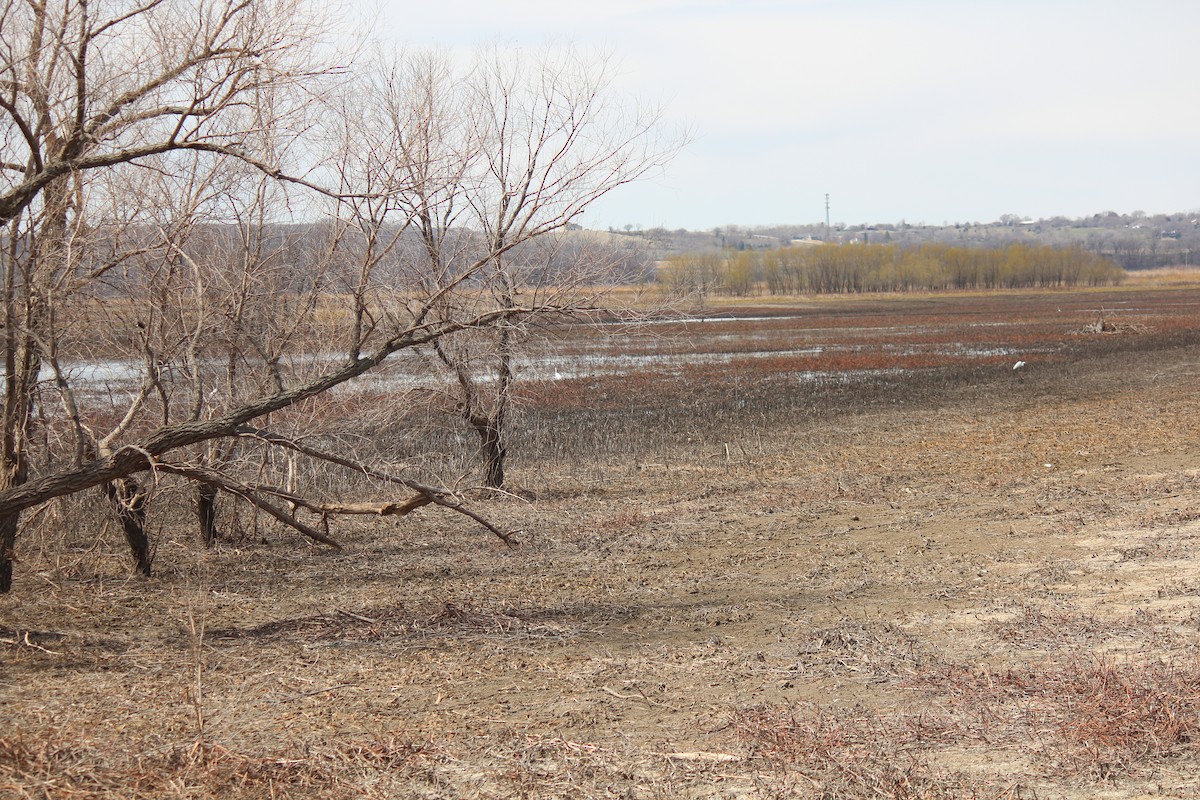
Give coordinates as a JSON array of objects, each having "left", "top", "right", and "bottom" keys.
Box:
[
  {"left": 242, "top": 486, "right": 433, "bottom": 518},
  {"left": 0, "top": 304, "right": 556, "bottom": 520},
  {"left": 661, "top": 752, "right": 743, "bottom": 763},
  {"left": 235, "top": 426, "right": 520, "bottom": 546},
  {"left": 156, "top": 462, "right": 342, "bottom": 549}
]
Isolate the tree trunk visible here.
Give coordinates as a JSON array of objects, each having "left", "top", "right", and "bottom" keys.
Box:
[
  {"left": 476, "top": 419, "right": 506, "bottom": 489},
  {"left": 0, "top": 510, "right": 17, "bottom": 593},
  {"left": 197, "top": 482, "right": 220, "bottom": 547},
  {"left": 0, "top": 357, "right": 34, "bottom": 594},
  {"left": 104, "top": 477, "right": 151, "bottom": 576}
]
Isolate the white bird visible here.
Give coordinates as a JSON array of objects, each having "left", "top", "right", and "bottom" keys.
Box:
[
  {"left": 553, "top": 369, "right": 563, "bottom": 381},
  {"left": 1013, "top": 360, "right": 1026, "bottom": 371}
]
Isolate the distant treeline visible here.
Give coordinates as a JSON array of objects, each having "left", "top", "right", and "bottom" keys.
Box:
[{"left": 659, "top": 242, "right": 1124, "bottom": 296}]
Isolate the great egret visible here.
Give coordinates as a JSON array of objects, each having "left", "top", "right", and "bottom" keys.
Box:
[{"left": 1013, "top": 360, "right": 1026, "bottom": 371}]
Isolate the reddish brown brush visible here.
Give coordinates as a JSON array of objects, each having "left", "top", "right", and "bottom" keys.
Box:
[
  {"left": 0, "top": 733, "right": 439, "bottom": 800},
  {"left": 731, "top": 704, "right": 990, "bottom": 799},
  {"left": 906, "top": 656, "right": 1200, "bottom": 779}
]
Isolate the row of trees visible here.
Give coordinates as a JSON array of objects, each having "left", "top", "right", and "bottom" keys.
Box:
[
  {"left": 0, "top": 1, "right": 674, "bottom": 591},
  {"left": 660, "top": 242, "right": 1124, "bottom": 297},
  {"left": 665, "top": 213, "right": 1200, "bottom": 270}
]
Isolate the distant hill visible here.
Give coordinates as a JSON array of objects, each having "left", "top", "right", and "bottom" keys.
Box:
[{"left": 597, "top": 210, "right": 1200, "bottom": 271}]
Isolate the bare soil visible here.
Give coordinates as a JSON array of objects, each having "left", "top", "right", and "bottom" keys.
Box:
[{"left": 4, "top": 290, "right": 1200, "bottom": 798}]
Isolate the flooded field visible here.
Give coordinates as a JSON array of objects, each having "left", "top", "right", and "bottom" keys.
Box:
[
  {"left": 507, "top": 286, "right": 1200, "bottom": 460},
  {"left": 540, "top": 285, "right": 1200, "bottom": 379},
  {"left": 56, "top": 286, "right": 1200, "bottom": 387}
]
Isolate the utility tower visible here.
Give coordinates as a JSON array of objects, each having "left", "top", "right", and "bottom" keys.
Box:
[{"left": 824, "top": 193, "right": 831, "bottom": 241}]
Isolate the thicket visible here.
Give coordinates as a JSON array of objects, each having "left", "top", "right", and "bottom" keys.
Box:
[
  {"left": 661, "top": 242, "right": 1124, "bottom": 296},
  {"left": 0, "top": 1, "right": 675, "bottom": 592}
]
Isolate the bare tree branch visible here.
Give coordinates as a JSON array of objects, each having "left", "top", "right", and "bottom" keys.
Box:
[
  {"left": 235, "top": 426, "right": 520, "bottom": 546},
  {"left": 0, "top": 303, "right": 554, "bottom": 518},
  {"left": 156, "top": 461, "right": 342, "bottom": 548},
  {"left": 0, "top": 18, "right": 671, "bottom": 590}
]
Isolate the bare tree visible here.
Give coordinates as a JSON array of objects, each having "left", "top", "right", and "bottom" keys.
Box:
[
  {"left": 0, "top": 0, "right": 334, "bottom": 589},
  {"left": 371, "top": 47, "right": 676, "bottom": 488},
  {"left": 0, "top": 10, "right": 675, "bottom": 591}
]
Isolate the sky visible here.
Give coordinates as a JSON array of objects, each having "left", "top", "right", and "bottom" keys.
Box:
[{"left": 370, "top": 0, "right": 1200, "bottom": 231}]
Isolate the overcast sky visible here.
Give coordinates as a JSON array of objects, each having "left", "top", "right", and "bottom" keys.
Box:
[{"left": 371, "top": 0, "right": 1199, "bottom": 231}]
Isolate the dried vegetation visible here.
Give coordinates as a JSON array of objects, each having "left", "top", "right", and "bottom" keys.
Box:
[{"left": 4, "top": 286, "right": 1200, "bottom": 798}]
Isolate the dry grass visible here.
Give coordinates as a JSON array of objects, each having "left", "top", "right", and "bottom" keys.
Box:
[
  {"left": 1123, "top": 267, "right": 1200, "bottom": 287},
  {"left": 0, "top": 734, "right": 436, "bottom": 800},
  {"left": 732, "top": 705, "right": 1001, "bottom": 799},
  {"left": 910, "top": 656, "right": 1200, "bottom": 780},
  {"left": 733, "top": 653, "right": 1200, "bottom": 797},
  {"left": 5, "top": 287, "right": 1200, "bottom": 798}
]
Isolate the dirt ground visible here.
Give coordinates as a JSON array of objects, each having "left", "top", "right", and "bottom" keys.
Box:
[{"left": 4, "top": 319, "right": 1200, "bottom": 797}]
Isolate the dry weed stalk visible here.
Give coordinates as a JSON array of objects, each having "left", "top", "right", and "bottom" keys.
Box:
[
  {"left": 908, "top": 655, "right": 1200, "bottom": 779},
  {"left": 735, "top": 651, "right": 1200, "bottom": 795},
  {"left": 0, "top": 730, "right": 443, "bottom": 800},
  {"left": 185, "top": 587, "right": 210, "bottom": 747},
  {"left": 733, "top": 703, "right": 988, "bottom": 799}
]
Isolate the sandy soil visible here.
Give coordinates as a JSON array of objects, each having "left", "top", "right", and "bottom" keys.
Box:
[{"left": 3, "top": 329, "right": 1200, "bottom": 798}]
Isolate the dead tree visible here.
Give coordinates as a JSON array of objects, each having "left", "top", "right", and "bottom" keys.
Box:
[
  {"left": 370, "top": 47, "right": 677, "bottom": 488},
  {"left": 0, "top": 16, "right": 677, "bottom": 590},
  {"left": 0, "top": 0, "right": 336, "bottom": 591}
]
